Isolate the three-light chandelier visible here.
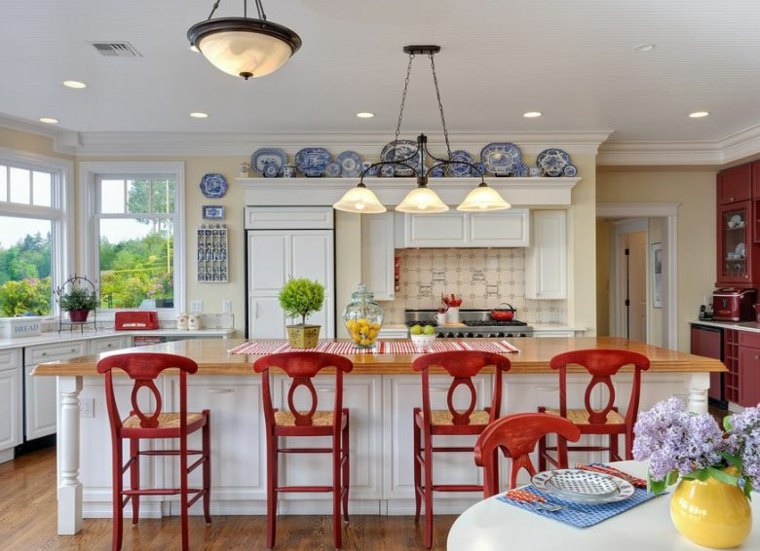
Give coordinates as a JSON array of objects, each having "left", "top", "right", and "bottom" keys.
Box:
[{"left": 333, "top": 45, "right": 511, "bottom": 214}]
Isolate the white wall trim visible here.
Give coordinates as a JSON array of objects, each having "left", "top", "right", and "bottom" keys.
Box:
[
  {"left": 77, "top": 161, "right": 186, "bottom": 316},
  {"left": 596, "top": 202, "right": 680, "bottom": 218}
]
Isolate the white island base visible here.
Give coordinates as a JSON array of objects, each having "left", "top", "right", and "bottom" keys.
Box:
[{"left": 54, "top": 371, "right": 709, "bottom": 534}]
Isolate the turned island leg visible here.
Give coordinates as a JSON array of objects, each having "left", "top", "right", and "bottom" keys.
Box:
[
  {"left": 57, "top": 376, "right": 83, "bottom": 535},
  {"left": 686, "top": 372, "right": 710, "bottom": 414}
]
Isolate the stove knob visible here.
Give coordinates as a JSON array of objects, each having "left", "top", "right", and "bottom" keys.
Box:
[
  {"left": 447, "top": 332, "right": 456, "bottom": 338},
  {"left": 488, "top": 332, "right": 498, "bottom": 338},
  {"left": 505, "top": 332, "right": 514, "bottom": 338},
  {"left": 519, "top": 332, "right": 528, "bottom": 337}
]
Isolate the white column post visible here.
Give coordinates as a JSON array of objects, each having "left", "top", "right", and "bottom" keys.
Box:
[
  {"left": 57, "top": 375, "right": 83, "bottom": 535},
  {"left": 686, "top": 372, "right": 710, "bottom": 414}
]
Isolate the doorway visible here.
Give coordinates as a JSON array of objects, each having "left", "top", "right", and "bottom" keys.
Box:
[{"left": 596, "top": 203, "right": 678, "bottom": 349}]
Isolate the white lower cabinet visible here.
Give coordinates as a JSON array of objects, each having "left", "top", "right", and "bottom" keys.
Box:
[
  {"left": 273, "top": 374, "right": 382, "bottom": 512},
  {"left": 0, "top": 348, "right": 22, "bottom": 462},
  {"left": 183, "top": 376, "right": 267, "bottom": 512},
  {"left": 383, "top": 374, "right": 491, "bottom": 514},
  {"left": 89, "top": 335, "right": 131, "bottom": 354},
  {"left": 25, "top": 340, "right": 87, "bottom": 440}
]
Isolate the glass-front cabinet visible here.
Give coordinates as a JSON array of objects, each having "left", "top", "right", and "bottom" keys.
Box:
[{"left": 717, "top": 202, "right": 752, "bottom": 284}]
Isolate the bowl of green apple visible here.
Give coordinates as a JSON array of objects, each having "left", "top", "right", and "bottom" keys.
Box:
[{"left": 409, "top": 324, "right": 437, "bottom": 350}]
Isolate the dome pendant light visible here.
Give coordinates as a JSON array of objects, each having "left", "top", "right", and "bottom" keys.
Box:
[
  {"left": 333, "top": 45, "right": 511, "bottom": 214},
  {"left": 188, "top": 0, "right": 301, "bottom": 80}
]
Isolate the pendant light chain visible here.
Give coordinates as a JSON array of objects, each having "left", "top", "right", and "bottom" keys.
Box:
[
  {"left": 394, "top": 53, "right": 415, "bottom": 144},
  {"left": 429, "top": 53, "right": 452, "bottom": 160}
]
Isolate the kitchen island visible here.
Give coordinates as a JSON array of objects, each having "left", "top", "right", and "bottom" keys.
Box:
[{"left": 34, "top": 337, "right": 724, "bottom": 535}]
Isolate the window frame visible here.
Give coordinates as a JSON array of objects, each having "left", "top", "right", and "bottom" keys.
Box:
[
  {"left": 0, "top": 146, "right": 73, "bottom": 318},
  {"left": 79, "top": 161, "right": 185, "bottom": 320}
]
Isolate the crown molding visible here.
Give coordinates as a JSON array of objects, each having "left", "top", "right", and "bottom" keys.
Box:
[
  {"left": 56, "top": 130, "right": 613, "bottom": 157},
  {"left": 0, "top": 114, "right": 80, "bottom": 155}
]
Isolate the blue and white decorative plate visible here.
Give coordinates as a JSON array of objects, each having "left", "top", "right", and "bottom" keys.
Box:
[
  {"left": 536, "top": 148, "right": 572, "bottom": 177},
  {"left": 199, "top": 173, "right": 228, "bottom": 198},
  {"left": 251, "top": 148, "right": 287, "bottom": 176},
  {"left": 473, "top": 162, "right": 486, "bottom": 176},
  {"left": 381, "top": 140, "right": 423, "bottom": 177},
  {"left": 512, "top": 160, "right": 529, "bottom": 177},
  {"left": 336, "top": 151, "right": 363, "bottom": 178},
  {"left": 480, "top": 143, "right": 523, "bottom": 176},
  {"left": 324, "top": 161, "right": 342, "bottom": 178},
  {"left": 295, "top": 147, "right": 332, "bottom": 177},
  {"left": 563, "top": 164, "right": 578, "bottom": 177},
  {"left": 446, "top": 150, "right": 475, "bottom": 177}
]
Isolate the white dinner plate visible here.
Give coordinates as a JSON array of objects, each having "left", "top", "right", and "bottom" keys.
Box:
[{"left": 531, "top": 468, "right": 635, "bottom": 504}]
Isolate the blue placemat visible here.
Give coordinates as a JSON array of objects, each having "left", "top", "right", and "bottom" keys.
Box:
[{"left": 496, "top": 485, "right": 661, "bottom": 528}]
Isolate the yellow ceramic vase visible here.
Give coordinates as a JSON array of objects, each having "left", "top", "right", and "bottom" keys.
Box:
[{"left": 670, "top": 475, "right": 752, "bottom": 549}]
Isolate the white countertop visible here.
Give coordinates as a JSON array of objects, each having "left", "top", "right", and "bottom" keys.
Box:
[
  {"left": 0, "top": 327, "right": 235, "bottom": 351},
  {"left": 690, "top": 319, "right": 760, "bottom": 333}
]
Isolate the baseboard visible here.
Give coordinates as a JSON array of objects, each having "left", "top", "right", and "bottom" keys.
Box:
[
  {"left": 0, "top": 448, "right": 14, "bottom": 464},
  {"left": 15, "top": 434, "right": 56, "bottom": 456}
]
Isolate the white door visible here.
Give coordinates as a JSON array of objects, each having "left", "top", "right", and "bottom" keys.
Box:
[
  {"left": 612, "top": 219, "right": 648, "bottom": 342},
  {"left": 248, "top": 232, "right": 289, "bottom": 339}
]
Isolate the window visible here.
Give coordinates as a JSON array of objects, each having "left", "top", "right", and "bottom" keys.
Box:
[
  {"left": 80, "top": 162, "right": 185, "bottom": 318},
  {"left": 0, "top": 148, "right": 72, "bottom": 317}
]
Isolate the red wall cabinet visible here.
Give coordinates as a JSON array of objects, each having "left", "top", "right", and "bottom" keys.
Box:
[{"left": 718, "top": 163, "right": 751, "bottom": 205}]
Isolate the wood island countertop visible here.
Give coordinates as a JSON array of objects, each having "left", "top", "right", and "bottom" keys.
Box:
[{"left": 33, "top": 337, "right": 726, "bottom": 376}]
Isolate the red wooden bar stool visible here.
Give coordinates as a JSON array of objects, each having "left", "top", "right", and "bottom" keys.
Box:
[
  {"left": 97, "top": 352, "right": 211, "bottom": 551},
  {"left": 253, "top": 352, "right": 353, "bottom": 550},
  {"left": 538, "top": 348, "right": 650, "bottom": 470},
  {"left": 474, "top": 412, "right": 581, "bottom": 497},
  {"left": 412, "top": 350, "right": 511, "bottom": 549}
]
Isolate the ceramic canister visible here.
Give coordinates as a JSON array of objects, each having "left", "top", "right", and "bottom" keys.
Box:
[
  {"left": 177, "top": 312, "right": 189, "bottom": 330},
  {"left": 188, "top": 313, "right": 201, "bottom": 331}
]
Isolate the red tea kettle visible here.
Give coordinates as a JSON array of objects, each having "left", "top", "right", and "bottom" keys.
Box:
[{"left": 490, "top": 303, "right": 516, "bottom": 321}]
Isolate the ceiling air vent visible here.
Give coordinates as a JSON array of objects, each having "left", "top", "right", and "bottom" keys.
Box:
[{"left": 90, "top": 42, "right": 142, "bottom": 57}]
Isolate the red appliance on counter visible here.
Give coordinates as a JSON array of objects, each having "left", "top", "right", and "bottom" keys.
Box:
[
  {"left": 115, "top": 311, "right": 159, "bottom": 330},
  {"left": 711, "top": 288, "right": 757, "bottom": 322}
]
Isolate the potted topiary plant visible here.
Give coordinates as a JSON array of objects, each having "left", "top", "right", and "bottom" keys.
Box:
[
  {"left": 57, "top": 279, "right": 98, "bottom": 322},
  {"left": 278, "top": 277, "right": 325, "bottom": 349}
]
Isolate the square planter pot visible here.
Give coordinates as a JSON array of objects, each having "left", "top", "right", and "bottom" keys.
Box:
[{"left": 286, "top": 325, "right": 321, "bottom": 349}]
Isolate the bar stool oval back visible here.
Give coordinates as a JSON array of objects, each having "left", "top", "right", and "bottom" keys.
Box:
[
  {"left": 412, "top": 350, "right": 511, "bottom": 549},
  {"left": 474, "top": 412, "right": 581, "bottom": 497},
  {"left": 97, "top": 352, "right": 211, "bottom": 551},
  {"left": 538, "top": 348, "right": 651, "bottom": 470},
  {"left": 253, "top": 351, "right": 353, "bottom": 550}
]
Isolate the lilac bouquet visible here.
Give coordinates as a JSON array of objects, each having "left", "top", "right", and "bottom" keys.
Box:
[{"left": 633, "top": 397, "right": 760, "bottom": 496}]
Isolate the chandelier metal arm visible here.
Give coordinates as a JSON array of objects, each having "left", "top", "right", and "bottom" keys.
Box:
[
  {"left": 207, "top": 0, "right": 222, "bottom": 20},
  {"left": 208, "top": 0, "right": 267, "bottom": 21},
  {"left": 357, "top": 159, "right": 417, "bottom": 183},
  {"left": 253, "top": 0, "right": 266, "bottom": 20}
]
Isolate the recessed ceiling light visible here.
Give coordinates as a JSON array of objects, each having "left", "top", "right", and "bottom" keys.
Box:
[
  {"left": 523, "top": 111, "right": 542, "bottom": 118},
  {"left": 689, "top": 111, "right": 710, "bottom": 118},
  {"left": 190, "top": 112, "right": 209, "bottom": 119},
  {"left": 356, "top": 112, "right": 375, "bottom": 119},
  {"left": 39, "top": 117, "right": 59, "bottom": 124},
  {"left": 63, "top": 80, "right": 87, "bottom": 89},
  {"left": 634, "top": 43, "right": 656, "bottom": 53}
]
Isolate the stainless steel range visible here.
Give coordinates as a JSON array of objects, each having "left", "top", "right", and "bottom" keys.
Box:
[{"left": 404, "top": 309, "right": 533, "bottom": 338}]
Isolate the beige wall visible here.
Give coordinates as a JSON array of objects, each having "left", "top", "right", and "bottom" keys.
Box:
[
  {"left": 597, "top": 168, "right": 717, "bottom": 351},
  {"left": 596, "top": 219, "right": 611, "bottom": 335}
]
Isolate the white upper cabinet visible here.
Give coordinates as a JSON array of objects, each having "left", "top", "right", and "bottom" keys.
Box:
[
  {"left": 361, "top": 212, "right": 396, "bottom": 300},
  {"left": 395, "top": 209, "right": 529, "bottom": 248},
  {"left": 525, "top": 210, "right": 567, "bottom": 299}
]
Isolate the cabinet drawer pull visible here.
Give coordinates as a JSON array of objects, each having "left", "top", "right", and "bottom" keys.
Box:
[
  {"left": 41, "top": 352, "right": 47, "bottom": 356},
  {"left": 71, "top": 348, "right": 77, "bottom": 353},
  {"left": 206, "top": 388, "right": 234, "bottom": 394}
]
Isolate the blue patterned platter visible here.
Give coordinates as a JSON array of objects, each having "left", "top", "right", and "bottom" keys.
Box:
[
  {"left": 251, "top": 148, "right": 287, "bottom": 176},
  {"left": 381, "top": 140, "right": 423, "bottom": 177},
  {"left": 563, "top": 164, "right": 578, "bottom": 177},
  {"left": 480, "top": 143, "right": 522, "bottom": 176},
  {"left": 446, "top": 150, "right": 475, "bottom": 177},
  {"left": 537, "top": 148, "right": 572, "bottom": 177},
  {"left": 295, "top": 147, "right": 332, "bottom": 177},
  {"left": 324, "top": 161, "right": 341, "bottom": 178},
  {"left": 199, "top": 173, "right": 228, "bottom": 198},
  {"left": 336, "top": 151, "right": 363, "bottom": 178}
]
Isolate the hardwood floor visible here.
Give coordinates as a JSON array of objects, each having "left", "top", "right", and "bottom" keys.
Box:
[{"left": 0, "top": 448, "right": 457, "bottom": 550}]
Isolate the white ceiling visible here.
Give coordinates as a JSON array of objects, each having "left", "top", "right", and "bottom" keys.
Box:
[{"left": 3, "top": 1, "right": 760, "bottom": 159}]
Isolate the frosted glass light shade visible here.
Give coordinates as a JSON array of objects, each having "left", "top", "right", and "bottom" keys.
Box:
[
  {"left": 396, "top": 186, "right": 449, "bottom": 213},
  {"left": 333, "top": 185, "right": 387, "bottom": 213},
  {"left": 457, "top": 184, "right": 511, "bottom": 211},
  {"left": 188, "top": 18, "right": 301, "bottom": 79}
]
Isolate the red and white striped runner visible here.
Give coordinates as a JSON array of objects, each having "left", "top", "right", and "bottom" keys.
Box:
[{"left": 228, "top": 339, "right": 519, "bottom": 356}]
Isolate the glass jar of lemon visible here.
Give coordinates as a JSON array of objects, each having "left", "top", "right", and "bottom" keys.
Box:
[{"left": 343, "top": 283, "right": 383, "bottom": 348}]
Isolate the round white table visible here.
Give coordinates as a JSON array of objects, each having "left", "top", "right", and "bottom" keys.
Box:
[{"left": 447, "top": 461, "right": 760, "bottom": 551}]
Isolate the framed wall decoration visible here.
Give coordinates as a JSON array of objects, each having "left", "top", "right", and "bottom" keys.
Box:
[
  {"left": 651, "top": 242, "right": 662, "bottom": 308},
  {"left": 202, "top": 205, "right": 225, "bottom": 220}
]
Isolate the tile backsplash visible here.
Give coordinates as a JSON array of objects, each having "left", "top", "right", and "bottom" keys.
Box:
[{"left": 380, "top": 248, "right": 566, "bottom": 325}]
